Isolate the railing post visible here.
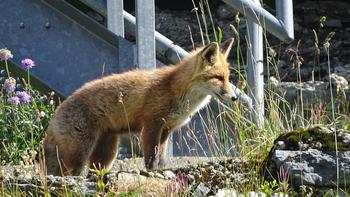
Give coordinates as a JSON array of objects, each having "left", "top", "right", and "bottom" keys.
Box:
[
  {"left": 135, "top": 0, "right": 174, "bottom": 156},
  {"left": 246, "top": 0, "right": 264, "bottom": 129},
  {"left": 136, "top": 0, "right": 156, "bottom": 70},
  {"left": 107, "top": 0, "right": 124, "bottom": 37}
]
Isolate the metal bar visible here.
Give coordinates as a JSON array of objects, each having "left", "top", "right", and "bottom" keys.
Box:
[
  {"left": 107, "top": 0, "right": 124, "bottom": 37},
  {"left": 78, "top": 0, "right": 187, "bottom": 64},
  {"left": 222, "top": 0, "right": 294, "bottom": 42},
  {"left": 246, "top": 0, "right": 264, "bottom": 129},
  {"left": 124, "top": 11, "right": 187, "bottom": 64},
  {"left": 136, "top": 0, "right": 156, "bottom": 70},
  {"left": 276, "top": 0, "right": 294, "bottom": 40}
]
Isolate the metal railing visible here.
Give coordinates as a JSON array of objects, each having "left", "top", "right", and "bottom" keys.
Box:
[
  {"left": 83, "top": 0, "right": 187, "bottom": 66},
  {"left": 104, "top": 0, "right": 294, "bottom": 148},
  {"left": 223, "top": 0, "right": 294, "bottom": 128}
]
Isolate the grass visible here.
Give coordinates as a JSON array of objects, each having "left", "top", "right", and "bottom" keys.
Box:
[{"left": 1, "top": 0, "right": 350, "bottom": 196}]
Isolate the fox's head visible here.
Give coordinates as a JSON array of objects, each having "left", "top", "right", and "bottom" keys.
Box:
[{"left": 189, "top": 38, "right": 237, "bottom": 103}]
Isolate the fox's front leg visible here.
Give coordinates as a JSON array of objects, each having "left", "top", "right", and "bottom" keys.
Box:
[
  {"left": 141, "top": 122, "right": 163, "bottom": 169},
  {"left": 158, "top": 130, "right": 171, "bottom": 168}
]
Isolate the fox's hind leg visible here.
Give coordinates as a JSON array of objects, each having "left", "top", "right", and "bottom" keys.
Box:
[{"left": 88, "top": 130, "right": 120, "bottom": 171}]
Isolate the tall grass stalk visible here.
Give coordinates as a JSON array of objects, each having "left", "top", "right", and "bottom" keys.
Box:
[
  {"left": 191, "top": 0, "right": 205, "bottom": 46},
  {"left": 202, "top": 0, "right": 217, "bottom": 42},
  {"left": 198, "top": 0, "right": 210, "bottom": 44},
  {"left": 324, "top": 31, "right": 339, "bottom": 195},
  {"left": 296, "top": 41, "right": 305, "bottom": 128}
]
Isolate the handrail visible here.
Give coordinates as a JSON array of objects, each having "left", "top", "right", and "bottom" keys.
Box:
[
  {"left": 222, "top": 0, "right": 294, "bottom": 42},
  {"left": 80, "top": 0, "right": 187, "bottom": 65}
]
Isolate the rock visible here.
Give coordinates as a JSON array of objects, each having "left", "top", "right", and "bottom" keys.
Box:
[
  {"left": 140, "top": 169, "right": 149, "bottom": 176},
  {"left": 267, "top": 149, "right": 350, "bottom": 190},
  {"left": 265, "top": 126, "right": 350, "bottom": 195},
  {"left": 216, "top": 4, "right": 237, "bottom": 20},
  {"left": 271, "top": 79, "right": 350, "bottom": 109},
  {"left": 148, "top": 171, "right": 155, "bottom": 177},
  {"left": 83, "top": 182, "right": 99, "bottom": 195},
  {"left": 271, "top": 126, "right": 348, "bottom": 151},
  {"left": 271, "top": 194, "right": 288, "bottom": 197},
  {"left": 293, "top": 23, "right": 303, "bottom": 32},
  {"left": 324, "top": 19, "right": 343, "bottom": 28},
  {"left": 117, "top": 172, "right": 147, "bottom": 182},
  {"left": 163, "top": 170, "right": 176, "bottom": 179},
  {"left": 130, "top": 169, "right": 140, "bottom": 174},
  {"left": 247, "top": 191, "right": 266, "bottom": 197},
  {"left": 213, "top": 189, "right": 284, "bottom": 197},
  {"left": 214, "top": 188, "right": 238, "bottom": 197},
  {"left": 154, "top": 172, "right": 165, "bottom": 179},
  {"left": 195, "top": 182, "right": 211, "bottom": 197}
]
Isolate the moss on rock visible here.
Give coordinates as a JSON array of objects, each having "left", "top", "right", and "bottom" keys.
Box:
[{"left": 274, "top": 125, "right": 350, "bottom": 151}]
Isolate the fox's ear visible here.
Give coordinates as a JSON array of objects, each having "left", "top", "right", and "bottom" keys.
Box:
[
  {"left": 220, "top": 38, "right": 234, "bottom": 58},
  {"left": 201, "top": 42, "right": 219, "bottom": 64}
]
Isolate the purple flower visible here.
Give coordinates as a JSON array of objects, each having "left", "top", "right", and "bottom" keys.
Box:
[
  {"left": 0, "top": 48, "right": 13, "bottom": 61},
  {"left": 3, "top": 77, "right": 16, "bottom": 93},
  {"left": 15, "top": 91, "right": 32, "bottom": 104},
  {"left": 8, "top": 96, "right": 20, "bottom": 106},
  {"left": 21, "top": 58, "right": 35, "bottom": 70}
]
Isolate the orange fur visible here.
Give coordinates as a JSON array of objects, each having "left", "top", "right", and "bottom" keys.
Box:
[{"left": 43, "top": 39, "right": 236, "bottom": 176}]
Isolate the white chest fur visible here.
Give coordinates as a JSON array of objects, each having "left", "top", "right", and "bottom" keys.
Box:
[{"left": 175, "top": 95, "right": 212, "bottom": 128}]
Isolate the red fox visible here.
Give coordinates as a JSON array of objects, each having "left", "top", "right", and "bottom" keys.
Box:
[{"left": 43, "top": 38, "right": 236, "bottom": 176}]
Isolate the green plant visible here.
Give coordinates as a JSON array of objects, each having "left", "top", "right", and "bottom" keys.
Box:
[
  {"left": 0, "top": 49, "right": 55, "bottom": 165},
  {"left": 259, "top": 180, "right": 279, "bottom": 196},
  {"left": 90, "top": 165, "right": 108, "bottom": 195}
]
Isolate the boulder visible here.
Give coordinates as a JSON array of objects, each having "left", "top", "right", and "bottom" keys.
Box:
[{"left": 265, "top": 125, "right": 350, "bottom": 195}]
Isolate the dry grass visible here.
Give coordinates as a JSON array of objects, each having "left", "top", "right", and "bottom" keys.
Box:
[{"left": 109, "top": 173, "right": 174, "bottom": 197}]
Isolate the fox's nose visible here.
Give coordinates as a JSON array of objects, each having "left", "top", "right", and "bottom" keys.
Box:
[
  {"left": 231, "top": 95, "right": 237, "bottom": 102},
  {"left": 228, "top": 83, "right": 237, "bottom": 102}
]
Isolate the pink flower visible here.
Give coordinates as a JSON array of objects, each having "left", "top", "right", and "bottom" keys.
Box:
[
  {"left": 3, "top": 77, "right": 16, "bottom": 93},
  {"left": 8, "top": 96, "right": 20, "bottom": 105},
  {"left": 0, "top": 48, "right": 13, "bottom": 61},
  {"left": 21, "top": 58, "right": 35, "bottom": 70},
  {"left": 15, "top": 91, "right": 32, "bottom": 104}
]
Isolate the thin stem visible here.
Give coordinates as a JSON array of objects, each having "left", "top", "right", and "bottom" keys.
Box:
[
  {"left": 199, "top": 0, "right": 210, "bottom": 44},
  {"left": 204, "top": 0, "right": 217, "bottom": 42},
  {"left": 297, "top": 65, "right": 304, "bottom": 128},
  {"left": 120, "top": 100, "right": 134, "bottom": 158},
  {"left": 326, "top": 45, "right": 338, "bottom": 195},
  {"left": 192, "top": 0, "right": 205, "bottom": 46},
  {"left": 5, "top": 60, "right": 10, "bottom": 78},
  {"left": 27, "top": 70, "right": 30, "bottom": 88}
]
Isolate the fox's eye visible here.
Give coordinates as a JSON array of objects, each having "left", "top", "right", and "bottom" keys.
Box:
[{"left": 215, "top": 76, "right": 224, "bottom": 81}]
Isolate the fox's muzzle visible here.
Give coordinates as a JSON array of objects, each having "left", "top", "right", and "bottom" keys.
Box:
[
  {"left": 219, "top": 83, "right": 237, "bottom": 102},
  {"left": 231, "top": 84, "right": 253, "bottom": 109}
]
